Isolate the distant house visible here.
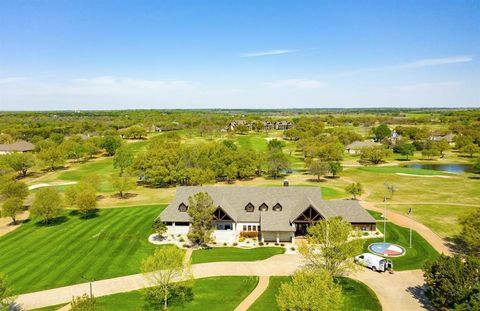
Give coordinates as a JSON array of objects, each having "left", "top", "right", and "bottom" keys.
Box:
[
  {"left": 263, "top": 121, "right": 274, "bottom": 131},
  {"left": 429, "top": 133, "right": 455, "bottom": 145},
  {"left": 160, "top": 186, "right": 376, "bottom": 244},
  {"left": 274, "top": 121, "right": 293, "bottom": 130},
  {"left": 388, "top": 130, "right": 402, "bottom": 142},
  {"left": 345, "top": 140, "right": 379, "bottom": 154},
  {"left": 0, "top": 140, "right": 35, "bottom": 155},
  {"left": 225, "top": 120, "right": 252, "bottom": 132}
]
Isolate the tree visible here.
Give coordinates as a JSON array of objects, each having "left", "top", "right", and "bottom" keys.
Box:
[
  {"left": 30, "top": 187, "right": 64, "bottom": 223},
  {"left": 142, "top": 247, "right": 188, "bottom": 310},
  {"left": 267, "top": 149, "right": 290, "bottom": 179},
  {"left": 432, "top": 140, "right": 450, "bottom": 157},
  {"left": 328, "top": 161, "right": 343, "bottom": 178},
  {"left": 101, "top": 135, "right": 122, "bottom": 156},
  {"left": 460, "top": 143, "right": 480, "bottom": 158},
  {"left": 37, "top": 145, "right": 66, "bottom": 170},
  {"left": 345, "top": 182, "right": 364, "bottom": 200},
  {"left": 423, "top": 255, "right": 480, "bottom": 310},
  {"left": 187, "top": 192, "right": 216, "bottom": 246},
  {"left": 384, "top": 182, "right": 396, "bottom": 199},
  {"left": 75, "top": 185, "right": 97, "bottom": 217},
  {"left": 235, "top": 123, "right": 249, "bottom": 134},
  {"left": 308, "top": 160, "right": 329, "bottom": 181},
  {"left": 360, "top": 146, "right": 392, "bottom": 164},
  {"left": 318, "top": 143, "right": 345, "bottom": 162},
  {"left": 110, "top": 174, "right": 137, "bottom": 198},
  {"left": 459, "top": 209, "right": 480, "bottom": 256},
  {"left": 113, "top": 146, "right": 134, "bottom": 176},
  {"left": 70, "top": 294, "right": 96, "bottom": 311},
  {"left": 0, "top": 273, "right": 16, "bottom": 310},
  {"left": 267, "top": 139, "right": 285, "bottom": 151},
  {"left": 398, "top": 143, "right": 415, "bottom": 160},
  {"left": 373, "top": 124, "right": 391, "bottom": 141},
  {"left": 1, "top": 181, "right": 28, "bottom": 200},
  {"left": 299, "top": 217, "right": 363, "bottom": 277},
  {"left": 2, "top": 197, "right": 23, "bottom": 224},
  {"left": 4, "top": 152, "right": 34, "bottom": 177},
  {"left": 153, "top": 217, "right": 167, "bottom": 237},
  {"left": 421, "top": 148, "right": 440, "bottom": 160},
  {"left": 277, "top": 268, "right": 343, "bottom": 311}
]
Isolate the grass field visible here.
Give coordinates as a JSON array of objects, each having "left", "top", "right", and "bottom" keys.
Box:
[
  {"left": 0, "top": 204, "right": 166, "bottom": 294},
  {"left": 191, "top": 247, "right": 285, "bottom": 264},
  {"left": 248, "top": 276, "right": 381, "bottom": 311},
  {"left": 92, "top": 276, "right": 258, "bottom": 311},
  {"left": 57, "top": 158, "right": 115, "bottom": 192},
  {"left": 358, "top": 166, "right": 447, "bottom": 176},
  {"left": 363, "top": 211, "right": 439, "bottom": 271},
  {"left": 382, "top": 203, "right": 477, "bottom": 238}
]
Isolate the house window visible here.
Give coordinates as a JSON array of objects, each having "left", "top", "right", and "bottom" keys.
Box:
[
  {"left": 243, "top": 225, "right": 247, "bottom": 231},
  {"left": 252, "top": 225, "right": 256, "bottom": 231},
  {"left": 248, "top": 225, "right": 252, "bottom": 231},
  {"left": 259, "top": 203, "right": 268, "bottom": 212},
  {"left": 178, "top": 203, "right": 188, "bottom": 212},
  {"left": 245, "top": 203, "right": 254, "bottom": 212},
  {"left": 273, "top": 203, "right": 282, "bottom": 212}
]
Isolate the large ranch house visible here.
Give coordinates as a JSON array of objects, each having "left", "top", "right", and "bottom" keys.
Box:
[{"left": 160, "top": 186, "right": 376, "bottom": 244}]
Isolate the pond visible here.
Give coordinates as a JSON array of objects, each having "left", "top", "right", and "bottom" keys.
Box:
[{"left": 404, "top": 163, "right": 474, "bottom": 173}]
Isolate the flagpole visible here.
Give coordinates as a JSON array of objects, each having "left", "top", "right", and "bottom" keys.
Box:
[
  {"left": 383, "top": 196, "right": 387, "bottom": 242},
  {"left": 409, "top": 208, "right": 413, "bottom": 248}
]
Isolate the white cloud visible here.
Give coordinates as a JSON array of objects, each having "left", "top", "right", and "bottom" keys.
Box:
[
  {"left": 341, "top": 55, "right": 473, "bottom": 75},
  {"left": 265, "top": 79, "right": 327, "bottom": 89},
  {"left": 0, "top": 77, "right": 28, "bottom": 84},
  {"left": 396, "top": 81, "right": 463, "bottom": 90},
  {"left": 242, "top": 49, "right": 296, "bottom": 57}
]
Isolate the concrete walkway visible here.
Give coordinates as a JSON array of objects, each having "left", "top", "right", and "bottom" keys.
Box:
[
  {"left": 16, "top": 253, "right": 430, "bottom": 311},
  {"left": 234, "top": 276, "right": 269, "bottom": 311}
]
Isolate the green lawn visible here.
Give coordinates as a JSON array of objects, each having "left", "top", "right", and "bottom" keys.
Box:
[
  {"left": 248, "top": 276, "right": 381, "bottom": 311},
  {"left": 358, "top": 166, "right": 446, "bottom": 176},
  {"left": 191, "top": 247, "right": 285, "bottom": 264},
  {"left": 235, "top": 134, "right": 268, "bottom": 152},
  {"left": 0, "top": 204, "right": 167, "bottom": 294},
  {"left": 92, "top": 276, "right": 258, "bottom": 311},
  {"left": 364, "top": 211, "right": 439, "bottom": 271},
  {"left": 57, "top": 158, "right": 115, "bottom": 192},
  {"left": 382, "top": 203, "right": 476, "bottom": 238}
]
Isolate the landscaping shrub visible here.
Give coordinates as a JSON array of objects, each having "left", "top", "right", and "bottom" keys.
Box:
[
  {"left": 70, "top": 294, "right": 96, "bottom": 311},
  {"left": 240, "top": 231, "right": 259, "bottom": 238},
  {"left": 259, "top": 242, "right": 264, "bottom": 246}
]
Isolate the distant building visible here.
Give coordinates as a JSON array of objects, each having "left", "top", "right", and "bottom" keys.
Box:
[
  {"left": 0, "top": 140, "right": 35, "bottom": 155},
  {"left": 429, "top": 133, "right": 455, "bottom": 145},
  {"left": 388, "top": 130, "right": 402, "bottom": 142},
  {"left": 225, "top": 120, "right": 253, "bottom": 132},
  {"left": 345, "top": 140, "right": 379, "bottom": 154},
  {"left": 274, "top": 121, "right": 293, "bottom": 130},
  {"left": 263, "top": 121, "right": 274, "bottom": 131}
]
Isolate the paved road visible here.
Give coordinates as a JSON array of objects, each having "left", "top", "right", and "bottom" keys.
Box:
[{"left": 16, "top": 254, "right": 428, "bottom": 311}]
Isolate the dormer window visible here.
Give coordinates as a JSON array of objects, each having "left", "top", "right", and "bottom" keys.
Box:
[
  {"left": 178, "top": 203, "right": 188, "bottom": 212},
  {"left": 259, "top": 203, "right": 268, "bottom": 212},
  {"left": 245, "top": 202, "right": 254, "bottom": 212},
  {"left": 273, "top": 203, "right": 282, "bottom": 212}
]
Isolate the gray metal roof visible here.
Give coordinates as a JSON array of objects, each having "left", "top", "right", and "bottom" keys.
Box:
[
  {"left": 0, "top": 140, "right": 34, "bottom": 152},
  {"left": 327, "top": 200, "right": 376, "bottom": 223},
  {"left": 160, "top": 186, "right": 375, "bottom": 229}
]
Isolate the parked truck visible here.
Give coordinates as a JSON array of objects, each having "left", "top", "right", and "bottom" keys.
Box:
[{"left": 354, "top": 253, "right": 393, "bottom": 272}]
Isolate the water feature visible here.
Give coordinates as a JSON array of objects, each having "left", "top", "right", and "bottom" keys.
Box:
[{"left": 404, "top": 163, "right": 474, "bottom": 173}]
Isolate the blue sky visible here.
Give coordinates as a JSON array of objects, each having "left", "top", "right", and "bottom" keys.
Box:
[{"left": 0, "top": 0, "right": 479, "bottom": 110}]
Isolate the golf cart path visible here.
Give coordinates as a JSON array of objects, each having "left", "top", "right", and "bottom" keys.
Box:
[
  {"left": 234, "top": 276, "right": 269, "bottom": 311},
  {"left": 16, "top": 254, "right": 428, "bottom": 311}
]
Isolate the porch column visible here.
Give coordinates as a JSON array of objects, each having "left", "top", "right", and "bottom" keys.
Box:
[
  {"left": 276, "top": 233, "right": 280, "bottom": 243},
  {"left": 172, "top": 222, "right": 176, "bottom": 227}
]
